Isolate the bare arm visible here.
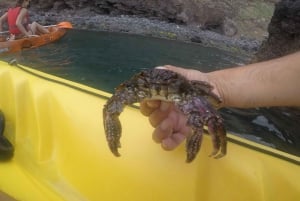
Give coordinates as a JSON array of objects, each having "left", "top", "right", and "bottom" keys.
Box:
[
  {"left": 208, "top": 51, "right": 300, "bottom": 108},
  {"left": 15, "top": 8, "right": 30, "bottom": 37},
  {"left": 0, "top": 12, "right": 8, "bottom": 32},
  {"left": 140, "top": 51, "right": 300, "bottom": 150},
  {"left": 166, "top": 51, "right": 300, "bottom": 108}
]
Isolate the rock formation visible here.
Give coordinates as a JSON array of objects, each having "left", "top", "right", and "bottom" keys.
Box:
[
  {"left": 254, "top": 0, "right": 300, "bottom": 61},
  {"left": 29, "top": 0, "right": 252, "bottom": 37}
]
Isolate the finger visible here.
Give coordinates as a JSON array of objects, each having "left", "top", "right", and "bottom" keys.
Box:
[
  {"left": 140, "top": 100, "right": 160, "bottom": 116},
  {"left": 155, "top": 65, "right": 189, "bottom": 78},
  {"left": 167, "top": 108, "right": 190, "bottom": 135},
  {"left": 148, "top": 102, "right": 171, "bottom": 127},
  {"left": 152, "top": 118, "right": 173, "bottom": 143},
  {"left": 146, "top": 100, "right": 161, "bottom": 108},
  {"left": 164, "top": 65, "right": 221, "bottom": 100},
  {"left": 160, "top": 111, "right": 190, "bottom": 150},
  {"left": 163, "top": 65, "right": 189, "bottom": 77},
  {"left": 161, "top": 132, "right": 186, "bottom": 150}
]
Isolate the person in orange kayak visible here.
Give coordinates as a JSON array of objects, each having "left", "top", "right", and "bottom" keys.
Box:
[{"left": 0, "top": 0, "right": 49, "bottom": 39}]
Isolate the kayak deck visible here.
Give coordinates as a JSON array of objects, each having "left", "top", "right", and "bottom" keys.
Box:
[{"left": 0, "top": 61, "right": 299, "bottom": 201}]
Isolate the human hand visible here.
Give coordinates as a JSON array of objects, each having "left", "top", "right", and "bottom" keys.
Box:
[
  {"left": 161, "top": 65, "right": 221, "bottom": 98},
  {"left": 140, "top": 100, "right": 190, "bottom": 150},
  {"left": 140, "top": 65, "right": 222, "bottom": 150}
]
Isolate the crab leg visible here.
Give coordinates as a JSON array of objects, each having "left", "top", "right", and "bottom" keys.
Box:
[
  {"left": 185, "top": 127, "right": 203, "bottom": 163},
  {"left": 178, "top": 97, "right": 210, "bottom": 162},
  {"left": 207, "top": 117, "right": 227, "bottom": 158},
  {"left": 103, "top": 86, "right": 139, "bottom": 156},
  {"left": 103, "top": 97, "right": 123, "bottom": 157},
  {"left": 216, "top": 121, "right": 227, "bottom": 158}
]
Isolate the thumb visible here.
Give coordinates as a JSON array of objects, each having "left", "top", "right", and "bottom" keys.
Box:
[{"left": 155, "top": 65, "right": 191, "bottom": 79}]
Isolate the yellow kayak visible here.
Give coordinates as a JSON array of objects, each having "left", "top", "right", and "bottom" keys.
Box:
[{"left": 0, "top": 60, "right": 299, "bottom": 201}]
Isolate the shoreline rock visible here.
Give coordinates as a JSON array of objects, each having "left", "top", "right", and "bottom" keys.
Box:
[
  {"left": 32, "top": 10, "right": 261, "bottom": 55},
  {"left": 253, "top": 0, "right": 300, "bottom": 62}
]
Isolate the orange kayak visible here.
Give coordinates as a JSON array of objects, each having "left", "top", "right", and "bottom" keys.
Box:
[{"left": 0, "top": 26, "right": 67, "bottom": 55}]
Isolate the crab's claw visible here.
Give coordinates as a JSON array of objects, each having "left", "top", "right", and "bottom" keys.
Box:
[
  {"left": 207, "top": 117, "right": 227, "bottom": 158},
  {"left": 103, "top": 103, "right": 122, "bottom": 157},
  {"left": 185, "top": 130, "right": 203, "bottom": 163}
]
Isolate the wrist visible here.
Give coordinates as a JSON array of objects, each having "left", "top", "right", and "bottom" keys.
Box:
[{"left": 206, "top": 71, "right": 227, "bottom": 108}]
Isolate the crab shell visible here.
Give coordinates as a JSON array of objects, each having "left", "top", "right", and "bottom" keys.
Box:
[{"left": 103, "top": 68, "right": 227, "bottom": 163}]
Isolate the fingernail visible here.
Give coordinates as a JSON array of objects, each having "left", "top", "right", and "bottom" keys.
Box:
[
  {"left": 155, "top": 66, "right": 167, "bottom": 69},
  {"left": 146, "top": 101, "right": 159, "bottom": 108},
  {"left": 160, "top": 120, "right": 169, "bottom": 131},
  {"left": 161, "top": 139, "right": 173, "bottom": 151},
  {"left": 161, "top": 140, "right": 169, "bottom": 150}
]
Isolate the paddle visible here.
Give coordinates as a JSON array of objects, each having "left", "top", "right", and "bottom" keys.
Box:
[
  {"left": 0, "top": 31, "right": 9, "bottom": 35},
  {"left": 45, "top": 21, "right": 73, "bottom": 29},
  {"left": 0, "top": 21, "right": 73, "bottom": 35}
]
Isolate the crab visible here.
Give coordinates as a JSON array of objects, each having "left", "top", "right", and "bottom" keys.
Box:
[{"left": 103, "top": 68, "right": 227, "bottom": 163}]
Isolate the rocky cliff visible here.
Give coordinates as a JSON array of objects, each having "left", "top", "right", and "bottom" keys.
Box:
[
  {"left": 254, "top": 0, "right": 300, "bottom": 61},
  {"left": 27, "top": 0, "right": 277, "bottom": 40}
]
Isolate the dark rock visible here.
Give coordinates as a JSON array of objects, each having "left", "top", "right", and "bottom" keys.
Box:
[
  {"left": 251, "top": 0, "right": 300, "bottom": 158},
  {"left": 29, "top": 0, "right": 237, "bottom": 28},
  {"left": 190, "top": 36, "right": 202, "bottom": 44},
  {"left": 36, "top": 0, "right": 54, "bottom": 10},
  {"left": 53, "top": 1, "right": 68, "bottom": 11},
  {"left": 254, "top": 0, "right": 300, "bottom": 62},
  {"left": 222, "top": 18, "right": 238, "bottom": 37}
]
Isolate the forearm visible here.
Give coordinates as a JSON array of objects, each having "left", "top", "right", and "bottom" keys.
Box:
[
  {"left": 16, "top": 23, "right": 30, "bottom": 36},
  {"left": 208, "top": 51, "right": 300, "bottom": 108},
  {"left": 0, "top": 20, "right": 4, "bottom": 32},
  {"left": 16, "top": 9, "right": 30, "bottom": 37},
  {"left": 0, "top": 13, "right": 7, "bottom": 32}
]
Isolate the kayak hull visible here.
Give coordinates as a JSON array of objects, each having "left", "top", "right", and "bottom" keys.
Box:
[
  {"left": 0, "top": 61, "right": 299, "bottom": 201},
  {"left": 0, "top": 27, "right": 67, "bottom": 55}
]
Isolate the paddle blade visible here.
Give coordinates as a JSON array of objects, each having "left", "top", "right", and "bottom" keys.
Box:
[{"left": 57, "top": 21, "right": 73, "bottom": 29}]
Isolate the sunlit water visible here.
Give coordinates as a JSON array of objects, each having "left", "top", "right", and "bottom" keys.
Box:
[{"left": 2, "top": 29, "right": 299, "bottom": 156}]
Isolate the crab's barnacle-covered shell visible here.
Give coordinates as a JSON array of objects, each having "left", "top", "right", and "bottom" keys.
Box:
[{"left": 103, "top": 68, "right": 227, "bottom": 162}]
